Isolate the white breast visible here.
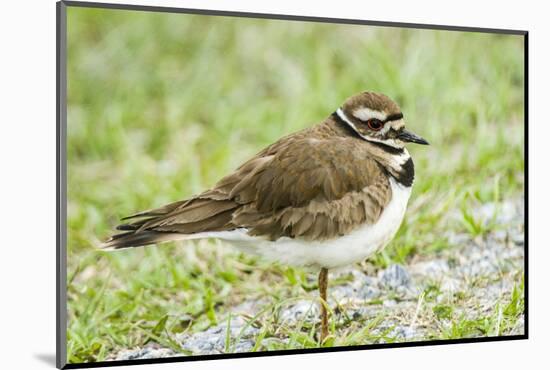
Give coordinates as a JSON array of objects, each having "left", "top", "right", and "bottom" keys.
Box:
[{"left": 205, "top": 177, "right": 412, "bottom": 269}]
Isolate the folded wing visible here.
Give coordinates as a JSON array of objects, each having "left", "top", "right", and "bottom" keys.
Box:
[{"left": 102, "top": 136, "right": 391, "bottom": 249}]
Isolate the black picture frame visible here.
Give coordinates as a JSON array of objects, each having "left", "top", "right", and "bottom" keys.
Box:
[{"left": 56, "top": 1, "right": 528, "bottom": 368}]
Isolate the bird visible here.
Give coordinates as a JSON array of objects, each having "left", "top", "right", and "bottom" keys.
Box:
[{"left": 101, "top": 91, "right": 429, "bottom": 343}]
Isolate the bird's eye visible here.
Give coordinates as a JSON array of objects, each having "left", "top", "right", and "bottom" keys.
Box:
[{"left": 366, "top": 119, "right": 384, "bottom": 131}]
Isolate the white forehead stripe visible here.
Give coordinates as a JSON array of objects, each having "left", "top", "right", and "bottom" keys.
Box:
[
  {"left": 353, "top": 107, "right": 387, "bottom": 122},
  {"left": 389, "top": 119, "right": 405, "bottom": 130}
]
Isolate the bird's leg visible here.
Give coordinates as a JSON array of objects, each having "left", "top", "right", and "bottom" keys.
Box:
[{"left": 318, "top": 267, "right": 329, "bottom": 343}]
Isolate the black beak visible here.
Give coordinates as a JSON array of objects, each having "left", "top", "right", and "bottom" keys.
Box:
[{"left": 397, "top": 129, "right": 429, "bottom": 145}]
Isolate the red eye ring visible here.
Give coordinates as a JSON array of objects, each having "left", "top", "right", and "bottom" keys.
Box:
[{"left": 367, "top": 119, "right": 384, "bottom": 131}]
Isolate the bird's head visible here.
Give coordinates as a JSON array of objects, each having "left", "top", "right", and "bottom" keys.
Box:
[{"left": 336, "top": 91, "right": 429, "bottom": 149}]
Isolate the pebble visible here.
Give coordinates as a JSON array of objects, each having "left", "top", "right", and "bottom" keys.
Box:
[
  {"left": 114, "top": 347, "right": 176, "bottom": 361},
  {"left": 473, "top": 200, "right": 519, "bottom": 226},
  {"left": 279, "top": 300, "right": 319, "bottom": 325},
  {"left": 409, "top": 259, "right": 449, "bottom": 279},
  {"left": 177, "top": 316, "right": 259, "bottom": 355},
  {"left": 511, "top": 231, "right": 524, "bottom": 246},
  {"left": 378, "top": 264, "right": 412, "bottom": 289},
  {"left": 331, "top": 270, "right": 380, "bottom": 302},
  {"left": 391, "top": 326, "right": 417, "bottom": 340},
  {"left": 446, "top": 232, "right": 471, "bottom": 246}
]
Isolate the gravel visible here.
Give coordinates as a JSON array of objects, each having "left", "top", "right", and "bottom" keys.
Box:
[
  {"left": 378, "top": 264, "right": 412, "bottom": 290},
  {"left": 278, "top": 300, "right": 319, "bottom": 325},
  {"left": 177, "top": 316, "right": 260, "bottom": 355},
  {"left": 111, "top": 198, "right": 525, "bottom": 359},
  {"left": 114, "top": 346, "right": 176, "bottom": 361}
]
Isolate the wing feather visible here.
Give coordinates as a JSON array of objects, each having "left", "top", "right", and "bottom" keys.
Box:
[{"left": 104, "top": 133, "right": 392, "bottom": 248}]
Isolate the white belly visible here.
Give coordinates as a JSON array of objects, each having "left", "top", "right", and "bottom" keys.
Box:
[{"left": 206, "top": 177, "right": 412, "bottom": 269}]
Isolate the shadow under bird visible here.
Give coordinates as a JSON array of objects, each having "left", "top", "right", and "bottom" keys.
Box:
[{"left": 102, "top": 91, "right": 429, "bottom": 343}]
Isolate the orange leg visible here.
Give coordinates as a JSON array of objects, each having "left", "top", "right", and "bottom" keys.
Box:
[{"left": 318, "top": 267, "right": 329, "bottom": 343}]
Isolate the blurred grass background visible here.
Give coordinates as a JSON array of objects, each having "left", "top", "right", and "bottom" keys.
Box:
[{"left": 66, "top": 7, "right": 524, "bottom": 363}]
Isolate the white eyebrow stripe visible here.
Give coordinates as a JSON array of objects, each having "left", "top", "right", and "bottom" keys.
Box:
[
  {"left": 353, "top": 107, "right": 387, "bottom": 122},
  {"left": 336, "top": 108, "right": 366, "bottom": 139}
]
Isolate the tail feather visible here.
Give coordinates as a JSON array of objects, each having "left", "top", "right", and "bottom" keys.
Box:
[
  {"left": 100, "top": 230, "right": 182, "bottom": 250},
  {"left": 115, "top": 223, "right": 140, "bottom": 231},
  {"left": 101, "top": 197, "right": 239, "bottom": 251},
  {"left": 120, "top": 199, "right": 189, "bottom": 221}
]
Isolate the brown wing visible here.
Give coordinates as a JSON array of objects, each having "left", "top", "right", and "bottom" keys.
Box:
[
  {"left": 104, "top": 136, "right": 391, "bottom": 248},
  {"left": 230, "top": 137, "right": 392, "bottom": 240}
]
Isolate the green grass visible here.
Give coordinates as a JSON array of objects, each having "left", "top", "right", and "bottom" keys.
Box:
[{"left": 66, "top": 7, "right": 525, "bottom": 363}]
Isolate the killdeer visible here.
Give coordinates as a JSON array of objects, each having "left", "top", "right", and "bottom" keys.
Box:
[{"left": 102, "top": 91, "right": 428, "bottom": 343}]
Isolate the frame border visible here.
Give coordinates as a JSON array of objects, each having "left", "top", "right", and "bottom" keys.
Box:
[
  {"left": 62, "top": 0, "right": 527, "bottom": 35},
  {"left": 62, "top": 335, "right": 527, "bottom": 369},
  {"left": 56, "top": 1, "right": 528, "bottom": 369},
  {"left": 57, "top": 1, "right": 68, "bottom": 369}
]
